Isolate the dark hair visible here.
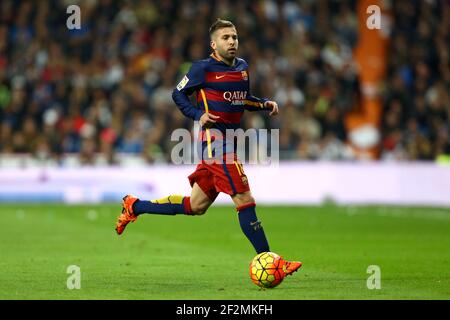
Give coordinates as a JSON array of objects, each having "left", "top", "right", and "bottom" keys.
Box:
[{"left": 209, "top": 19, "right": 235, "bottom": 37}]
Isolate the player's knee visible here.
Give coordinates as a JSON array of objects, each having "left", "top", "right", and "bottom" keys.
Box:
[
  {"left": 245, "top": 195, "right": 256, "bottom": 204},
  {"left": 194, "top": 208, "right": 207, "bottom": 215},
  {"left": 234, "top": 193, "right": 255, "bottom": 207},
  {"left": 191, "top": 207, "right": 207, "bottom": 215},
  {"left": 190, "top": 202, "right": 209, "bottom": 215}
]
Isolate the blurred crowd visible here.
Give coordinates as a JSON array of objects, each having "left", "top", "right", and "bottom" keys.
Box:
[
  {"left": 380, "top": 0, "right": 449, "bottom": 161},
  {"left": 0, "top": 0, "right": 448, "bottom": 165}
]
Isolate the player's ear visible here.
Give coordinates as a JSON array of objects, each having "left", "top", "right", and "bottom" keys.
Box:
[{"left": 210, "top": 39, "right": 216, "bottom": 50}]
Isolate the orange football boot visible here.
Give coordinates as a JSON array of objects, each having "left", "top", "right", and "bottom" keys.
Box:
[
  {"left": 281, "top": 260, "right": 302, "bottom": 276},
  {"left": 115, "top": 195, "right": 139, "bottom": 235}
]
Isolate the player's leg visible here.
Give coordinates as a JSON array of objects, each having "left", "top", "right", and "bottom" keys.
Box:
[
  {"left": 130, "top": 182, "right": 212, "bottom": 216},
  {"left": 211, "top": 158, "right": 302, "bottom": 276},
  {"left": 189, "top": 182, "right": 214, "bottom": 215},
  {"left": 231, "top": 190, "right": 270, "bottom": 254},
  {"left": 231, "top": 191, "right": 302, "bottom": 275},
  {"left": 115, "top": 186, "right": 213, "bottom": 235},
  {"left": 115, "top": 193, "right": 192, "bottom": 235},
  {"left": 116, "top": 165, "right": 218, "bottom": 235},
  {"left": 205, "top": 158, "right": 271, "bottom": 254},
  {"left": 132, "top": 194, "right": 192, "bottom": 216}
]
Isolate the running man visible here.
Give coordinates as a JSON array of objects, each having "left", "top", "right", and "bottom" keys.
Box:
[{"left": 115, "top": 19, "right": 302, "bottom": 277}]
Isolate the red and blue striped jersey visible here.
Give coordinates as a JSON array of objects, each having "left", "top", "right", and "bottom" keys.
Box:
[{"left": 172, "top": 53, "right": 271, "bottom": 157}]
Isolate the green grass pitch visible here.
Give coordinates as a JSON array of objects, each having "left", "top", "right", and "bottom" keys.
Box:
[{"left": 1, "top": 204, "right": 449, "bottom": 299}]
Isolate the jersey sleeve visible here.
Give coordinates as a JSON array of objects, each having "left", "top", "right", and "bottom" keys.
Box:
[{"left": 172, "top": 62, "right": 205, "bottom": 121}]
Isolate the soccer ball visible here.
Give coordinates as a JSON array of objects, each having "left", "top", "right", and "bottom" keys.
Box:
[{"left": 249, "top": 251, "right": 285, "bottom": 288}]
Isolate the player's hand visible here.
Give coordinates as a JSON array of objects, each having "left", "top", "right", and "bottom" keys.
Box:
[
  {"left": 200, "top": 113, "right": 220, "bottom": 128},
  {"left": 264, "top": 101, "right": 279, "bottom": 116}
]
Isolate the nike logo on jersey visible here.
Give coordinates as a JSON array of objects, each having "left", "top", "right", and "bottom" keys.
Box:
[{"left": 215, "top": 75, "right": 226, "bottom": 79}]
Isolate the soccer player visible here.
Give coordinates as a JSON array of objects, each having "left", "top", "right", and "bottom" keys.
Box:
[{"left": 115, "top": 19, "right": 301, "bottom": 277}]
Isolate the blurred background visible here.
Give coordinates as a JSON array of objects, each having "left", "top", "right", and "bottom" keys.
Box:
[
  {"left": 0, "top": 0, "right": 448, "bottom": 165},
  {"left": 0, "top": 0, "right": 449, "bottom": 205}
]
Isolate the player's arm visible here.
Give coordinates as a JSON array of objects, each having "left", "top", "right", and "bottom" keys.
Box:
[
  {"left": 172, "top": 62, "right": 220, "bottom": 126},
  {"left": 244, "top": 73, "right": 279, "bottom": 116},
  {"left": 172, "top": 62, "right": 206, "bottom": 121}
]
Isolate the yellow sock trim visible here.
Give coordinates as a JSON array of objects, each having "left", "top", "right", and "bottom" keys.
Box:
[{"left": 150, "top": 195, "right": 184, "bottom": 205}]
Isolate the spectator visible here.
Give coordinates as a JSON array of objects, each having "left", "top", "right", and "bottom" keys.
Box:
[{"left": 0, "top": 0, "right": 447, "bottom": 165}]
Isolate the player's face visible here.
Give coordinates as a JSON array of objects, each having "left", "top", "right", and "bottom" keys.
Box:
[{"left": 211, "top": 27, "right": 238, "bottom": 61}]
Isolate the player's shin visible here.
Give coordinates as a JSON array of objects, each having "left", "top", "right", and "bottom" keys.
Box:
[
  {"left": 133, "top": 195, "right": 192, "bottom": 215},
  {"left": 237, "top": 203, "right": 270, "bottom": 254}
]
